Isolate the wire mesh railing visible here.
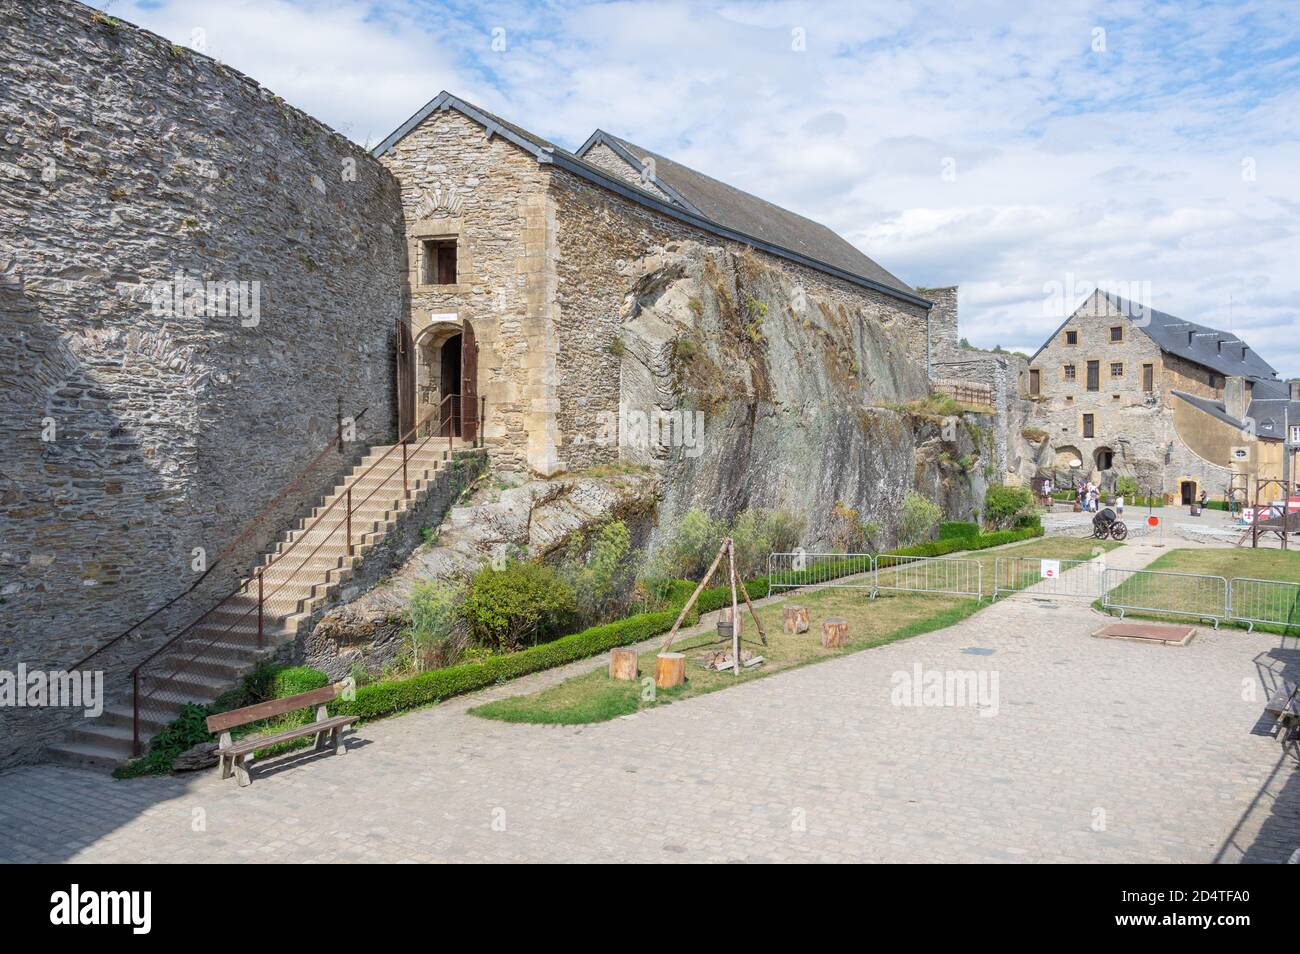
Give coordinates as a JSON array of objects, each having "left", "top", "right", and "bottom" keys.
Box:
[
  {"left": 993, "top": 557, "right": 1107, "bottom": 600},
  {"left": 1228, "top": 578, "right": 1300, "bottom": 633},
  {"left": 874, "top": 554, "right": 983, "bottom": 600},
  {"left": 1101, "top": 568, "right": 1229, "bottom": 628},
  {"left": 766, "top": 552, "right": 875, "bottom": 594}
]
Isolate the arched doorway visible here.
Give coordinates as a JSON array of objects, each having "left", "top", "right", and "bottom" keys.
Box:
[
  {"left": 1180, "top": 480, "right": 1198, "bottom": 505},
  {"left": 414, "top": 319, "right": 478, "bottom": 440},
  {"left": 1095, "top": 447, "right": 1114, "bottom": 471}
]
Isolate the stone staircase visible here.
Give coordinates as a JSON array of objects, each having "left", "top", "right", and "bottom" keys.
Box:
[{"left": 47, "top": 438, "right": 481, "bottom": 771}]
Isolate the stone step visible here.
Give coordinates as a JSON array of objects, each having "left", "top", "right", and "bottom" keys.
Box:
[{"left": 45, "top": 740, "right": 132, "bottom": 772}]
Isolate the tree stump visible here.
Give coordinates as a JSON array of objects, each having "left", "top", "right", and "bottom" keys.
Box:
[
  {"left": 720, "top": 606, "right": 741, "bottom": 636},
  {"left": 821, "top": 618, "right": 848, "bottom": 648},
  {"left": 783, "top": 605, "right": 809, "bottom": 634},
  {"left": 655, "top": 652, "right": 686, "bottom": 689},
  {"left": 609, "top": 648, "right": 639, "bottom": 681}
]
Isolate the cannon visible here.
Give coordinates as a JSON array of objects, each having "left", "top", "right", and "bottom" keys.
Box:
[{"left": 1091, "top": 507, "right": 1128, "bottom": 541}]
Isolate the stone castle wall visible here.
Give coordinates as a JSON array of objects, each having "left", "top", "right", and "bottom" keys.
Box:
[{"left": 0, "top": 0, "right": 405, "bottom": 763}]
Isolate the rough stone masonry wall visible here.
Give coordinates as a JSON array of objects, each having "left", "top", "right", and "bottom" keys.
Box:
[
  {"left": 1025, "top": 290, "right": 1236, "bottom": 494},
  {"left": 378, "top": 109, "right": 558, "bottom": 475},
  {"left": 0, "top": 1, "right": 405, "bottom": 764},
  {"left": 548, "top": 166, "right": 932, "bottom": 469}
]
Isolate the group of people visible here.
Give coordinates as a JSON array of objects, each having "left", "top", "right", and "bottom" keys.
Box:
[{"left": 1076, "top": 481, "right": 1103, "bottom": 513}]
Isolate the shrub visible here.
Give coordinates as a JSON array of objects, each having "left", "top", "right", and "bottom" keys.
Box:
[
  {"left": 1114, "top": 476, "right": 1140, "bottom": 499},
  {"left": 983, "top": 484, "right": 1034, "bottom": 530},
  {"left": 899, "top": 491, "right": 942, "bottom": 546},
  {"left": 829, "top": 500, "right": 867, "bottom": 552},
  {"left": 731, "top": 508, "right": 806, "bottom": 577},
  {"left": 938, "top": 520, "right": 979, "bottom": 541},
  {"left": 406, "top": 578, "right": 465, "bottom": 672},
  {"left": 461, "top": 560, "right": 577, "bottom": 651},
  {"left": 562, "top": 520, "right": 635, "bottom": 624},
  {"left": 651, "top": 508, "right": 726, "bottom": 580}
]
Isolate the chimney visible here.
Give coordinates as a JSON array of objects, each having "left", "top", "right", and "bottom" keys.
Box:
[
  {"left": 1224, "top": 375, "right": 1248, "bottom": 421},
  {"left": 1290, "top": 379, "right": 1300, "bottom": 401},
  {"left": 920, "top": 286, "right": 959, "bottom": 366},
  {"left": 1241, "top": 344, "right": 1249, "bottom": 361}
]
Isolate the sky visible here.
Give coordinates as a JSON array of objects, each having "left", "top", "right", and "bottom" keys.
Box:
[{"left": 96, "top": 0, "right": 1300, "bottom": 377}]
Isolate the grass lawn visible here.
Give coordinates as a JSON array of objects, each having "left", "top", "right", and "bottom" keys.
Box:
[
  {"left": 470, "top": 588, "right": 981, "bottom": 725},
  {"left": 1140, "top": 547, "right": 1300, "bottom": 584}
]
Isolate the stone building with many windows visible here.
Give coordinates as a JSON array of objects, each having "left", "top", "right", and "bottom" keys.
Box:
[{"left": 1025, "top": 290, "right": 1298, "bottom": 501}]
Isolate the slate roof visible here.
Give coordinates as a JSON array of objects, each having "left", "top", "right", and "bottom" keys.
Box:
[
  {"left": 1101, "top": 292, "right": 1280, "bottom": 382},
  {"left": 575, "top": 131, "right": 915, "bottom": 296},
  {"left": 372, "top": 92, "right": 929, "bottom": 308},
  {"left": 1170, "top": 383, "right": 1300, "bottom": 442}
]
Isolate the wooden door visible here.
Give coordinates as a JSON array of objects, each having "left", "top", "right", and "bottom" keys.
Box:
[
  {"left": 461, "top": 319, "right": 478, "bottom": 443},
  {"left": 395, "top": 319, "right": 416, "bottom": 439}
]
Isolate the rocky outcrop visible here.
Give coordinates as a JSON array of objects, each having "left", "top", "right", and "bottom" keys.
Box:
[
  {"left": 616, "top": 243, "right": 990, "bottom": 548},
  {"left": 303, "top": 471, "right": 659, "bottom": 677}
]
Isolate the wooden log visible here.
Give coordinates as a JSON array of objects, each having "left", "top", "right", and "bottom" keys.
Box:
[
  {"left": 783, "top": 605, "right": 809, "bottom": 634},
  {"left": 655, "top": 652, "right": 686, "bottom": 689},
  {"left": 821, "top": 617, "right": 849, "bottom": 649},
  {"left": 608, "top": 648, "right": 639, "bottom": 681}
]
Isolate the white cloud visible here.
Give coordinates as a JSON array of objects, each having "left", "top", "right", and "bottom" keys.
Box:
[{"left": 94, "top": 0, "right": 1300, "bottom": 376}]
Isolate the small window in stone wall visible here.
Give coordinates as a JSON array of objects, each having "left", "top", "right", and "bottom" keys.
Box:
[
  {"left": 1110, "top": 325, "right": 1123, "bottom": 342},
  {"left": 1083, "top": 413, "right": 1095, "bottom": 438},
  {"left": 1110, "top": 362, "right": 1124, "bottom": 378},
  {"left": 1064, "top": 364, "right": 1076, "bottom": 382},
  {"left": 1065, "top": 330, "right": 1078, "bottom": 345},
  {"left": 421, "top": 239, "right": 457, "bottom": 285}
]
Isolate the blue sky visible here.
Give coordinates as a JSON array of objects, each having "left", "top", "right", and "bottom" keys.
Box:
[{"left": 99, "top": 0, "right": 1300, "bottom": 376}]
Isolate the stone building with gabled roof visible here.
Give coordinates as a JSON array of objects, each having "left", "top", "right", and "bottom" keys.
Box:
[
  {"left": 372, "top": 91, "right": 936, "bottom": 476},
  {"left": 1024, "top": 289, "right": 1298, "bottom": 501}
]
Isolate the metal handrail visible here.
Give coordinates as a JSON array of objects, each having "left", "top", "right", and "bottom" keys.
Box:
[
  {"left": 128, "top": 393, "right": 486, "bottom": 754},
  {"left": 69, "top": 407, "right": 368, "bottom": 672}
]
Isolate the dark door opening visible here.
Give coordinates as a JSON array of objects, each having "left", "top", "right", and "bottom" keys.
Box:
[
  {"left": 1181, "top": 481, "right": 1196, "bottom": 505},
  {"left": 439, "top": 334, "right": 462, "bottom": 437}
]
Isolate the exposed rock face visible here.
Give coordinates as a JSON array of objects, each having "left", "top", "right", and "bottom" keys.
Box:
[
  {"left": 615, "top": 243, "right": 986, "bottom": 548},
  {"left": 303, "top": 471, "right": 659, "bottom": 678}
]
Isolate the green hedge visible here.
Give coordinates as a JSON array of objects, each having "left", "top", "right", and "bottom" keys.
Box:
[
  {"left": 938, "top": 521, "right": 980, "bottom": 540},
  {"left": 332, "top": 609, "right": 683, "bottom": 721}
]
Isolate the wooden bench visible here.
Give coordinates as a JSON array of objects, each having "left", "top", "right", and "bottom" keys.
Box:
[
  {"left": 206, "top": 682, "right": 357, "bottom": 787},
  {"left": 1263, "top": 680, "right": 1299, "bottom": 739}
]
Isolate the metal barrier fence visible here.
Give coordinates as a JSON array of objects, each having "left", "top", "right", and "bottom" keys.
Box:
[
  {"left": 875, "top": 554, "right": 983, "bottom": 600},
  {"left": 767, "top": 553, "right": 1299, "bottom": 633},
  {"left": 993, "top": 557, "right": 1106, "bottom": 600},
  {"left": 766, "top": 553, "right": 983, "bottom": 600},
  {"left": 1228, "top": 578, "right": 1300, "bottom": 632},
  {"left": 1101, "top": 568, "right": 1229, "bottom": 628},
  {"left": 766, "top": 552, "right": 875, "bottom": 594}
]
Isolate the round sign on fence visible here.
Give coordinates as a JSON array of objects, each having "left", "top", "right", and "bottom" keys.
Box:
[{"left": 1147, "top": 515, "right": 1160, "bottom": 527}]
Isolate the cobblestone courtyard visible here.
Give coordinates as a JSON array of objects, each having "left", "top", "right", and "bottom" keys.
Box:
[{"left": 2, "top": 538, "right": 1297, "bottom": 864}]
